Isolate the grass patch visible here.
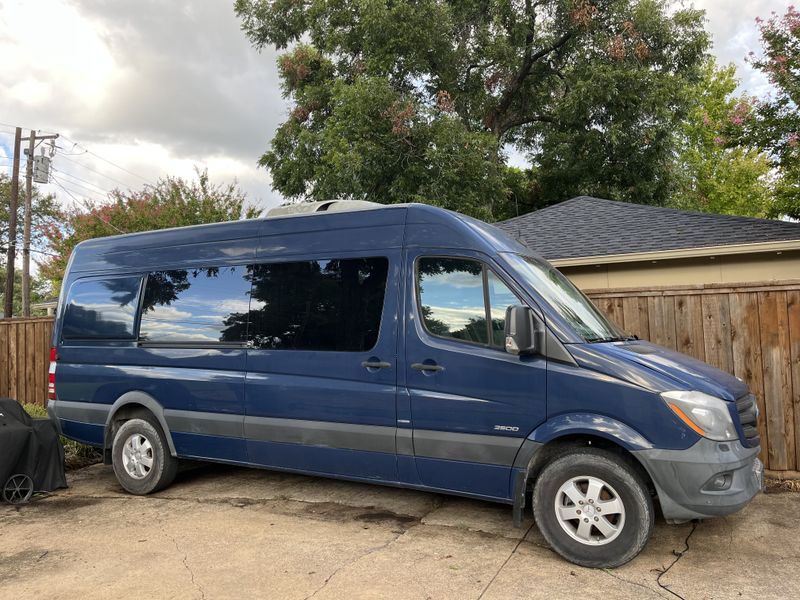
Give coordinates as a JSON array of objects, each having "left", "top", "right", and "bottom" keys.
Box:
[{"left": 22, "top": 403, "right": 102, "bottom": 470}]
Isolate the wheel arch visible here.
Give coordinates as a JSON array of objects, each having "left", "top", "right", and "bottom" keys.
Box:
[
  {"left": 104, "top": 391, "right": 177, "bottom": 461},
  {"left": 511, "top": 418, "right": 658, "bottom": 526}
]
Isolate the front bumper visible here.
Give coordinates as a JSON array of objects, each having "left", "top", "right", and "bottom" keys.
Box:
[{"left": 634, "top": 438, "right": 763, "bottom": 522}]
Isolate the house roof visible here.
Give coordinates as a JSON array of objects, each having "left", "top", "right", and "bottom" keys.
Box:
[{"left": 496, "top": 196, "right": 800, "bottom": 263}]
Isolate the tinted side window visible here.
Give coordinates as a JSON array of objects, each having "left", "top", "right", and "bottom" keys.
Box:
[
  {"left": 62, "top": 276, "right": 141, "bottom": 340},
  {"left": 417, "top": 257, "right": 488, "bottom": 345},
  {"left": 249, "top": 257, "right": 389, "bottom": 351},
  {"left": 139, "top": 266, "right": 251, "bottom": 344}
]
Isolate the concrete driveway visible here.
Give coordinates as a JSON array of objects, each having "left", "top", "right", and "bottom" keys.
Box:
[{"left": 1, "top": 464, "right": 798, "bottom": 600}]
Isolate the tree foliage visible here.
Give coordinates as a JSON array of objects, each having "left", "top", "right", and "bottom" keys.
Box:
[
  {"left": 236, "top": 0, "right": 709, "bottom": 219},
  {"left": 0, "top": 174, "right": 60, "bottom": 268},
  {"left": 41, "top": 170, "right": 260, "bottom": 294},
  {"left": 670, "top": 59, "right": 774, "bottom": 217},
  {"left": 746, "top": 6, "right": 800, "bottom": 219}
]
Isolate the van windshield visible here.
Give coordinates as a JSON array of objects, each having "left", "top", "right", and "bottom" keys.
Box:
[{"left": 504, "top": 253, "right": 629, "bottom": 343}]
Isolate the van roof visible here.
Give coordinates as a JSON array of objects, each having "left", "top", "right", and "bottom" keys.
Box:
[{"left": 68, "top": 203, "right": 531, "bottom": 275}]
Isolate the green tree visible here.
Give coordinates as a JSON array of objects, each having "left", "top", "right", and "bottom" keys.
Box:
[
  {"left": 41, "top": 170, "right": 260, "bottom": 294},
  {"left": 0, "top": 174, "right": 61, "bottom": 315},
  {"left": 746, "top": 6, "right": 800, "bottom": 219},
  {"left": 0, "top": 173, "right": 61, "bottom": 267},
  {"left": 235, "top": 0, "right": 710, "bottom": 219},
  {"left": 670, "top": 59, "right": 774, "bottom": 217}
]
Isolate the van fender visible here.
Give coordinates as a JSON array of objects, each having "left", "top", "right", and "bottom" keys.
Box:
[
  {"left": 509, "top": 414, "right": 653, "bottom": 527},
  {"left": 528, "top": 413, "right": 654, "bottom": 451},
  {"left": 104, "top": 391, "right": 177, "bottom": 457}
]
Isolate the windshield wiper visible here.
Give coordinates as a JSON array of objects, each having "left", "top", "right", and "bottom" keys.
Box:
[{"left": 586, "top": 335, "right": 638, "bottom": 343}]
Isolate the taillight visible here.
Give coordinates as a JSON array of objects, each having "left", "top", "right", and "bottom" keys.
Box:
[{"left": 48, "top": 346, "right": 57, "bottom": 401}]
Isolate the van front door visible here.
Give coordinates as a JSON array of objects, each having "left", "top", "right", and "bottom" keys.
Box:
[
  {"left": 244, "top": 253, "right": 399, "bottom": 480},
  {"left": 403, "top": 251, "right": 547, "bottom": 499}
]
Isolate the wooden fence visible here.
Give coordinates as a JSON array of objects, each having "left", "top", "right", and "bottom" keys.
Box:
[
  {"left": 587, "top": 280, "right": 800, "bottom": 475},
  {"left": 0, "top": 317, "right": 53, "bottom": 408},
  {"left": 1, "top": 282, "right": 799, "bottom": 475}
]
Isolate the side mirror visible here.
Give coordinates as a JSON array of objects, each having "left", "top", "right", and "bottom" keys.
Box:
[{"left": 504, "top": 305, "right": 544, "bottom": 356}]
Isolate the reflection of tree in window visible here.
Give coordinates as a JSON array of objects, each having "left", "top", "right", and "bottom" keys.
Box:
[
  {"left": 62, "top": 276, "right": 141, "bottom": 339},
  {"left": 140, "top": 267, "right": 252, "bottom": 343},
  {"left": 418, "top": 257, "right": 489, "bottom": 345},
  {"left": 241, "top": 258, "right": 388, "bottom": 351}
]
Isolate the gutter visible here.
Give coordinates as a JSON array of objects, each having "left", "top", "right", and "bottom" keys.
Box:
[{"left": 549, "top": 239, "right": 800, "bottom": 268}]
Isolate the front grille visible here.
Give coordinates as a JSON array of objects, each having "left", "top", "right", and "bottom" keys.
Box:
[{"left": 735, "top": 394, "right": 759, "bottom": 446}]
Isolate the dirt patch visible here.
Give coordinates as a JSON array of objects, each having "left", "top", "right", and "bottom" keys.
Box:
[
  {"left": 765, "top": 478, "right": 800, "bottom": 494},
  {"left": 300, "top": 501, "right": 421, "bottom": 529},
  {"left": 0, "top": 548, "right": 58, "bottom": 582}
]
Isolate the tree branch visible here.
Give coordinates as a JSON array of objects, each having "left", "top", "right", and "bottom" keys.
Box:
[{"left": 488, "top": 7, "right": 574, "bottom": 137}]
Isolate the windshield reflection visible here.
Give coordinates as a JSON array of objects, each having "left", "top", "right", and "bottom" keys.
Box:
[{"left": 505, "top": 254, "right": 628, "bottom": 343}]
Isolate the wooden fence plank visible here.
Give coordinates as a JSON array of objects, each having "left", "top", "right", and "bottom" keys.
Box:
[
  {"left": 758, "top": 291, "right": 796, "bottom": 471},
  {"left": 730, "top": 292, "right": 769, "bottom": 467},
  {"left": 648, "top": 296, "right": 677, "bottom": 350},
  {"left": 599, "top": 297, "right": 625, "bottom": 331},
  {"left": 0, "top": 321, "right": 6, "bottom": 397},
  {"left": 787, "top": 291, "right": 800, "bottom": 470},
  {"left": 674, "top": 295, "right": 705, "bottom": 361},
  {"left": 26, "top": 321, "right": 35, "bottom": 406},
  {"left": 8, "top": 322, "right": 18, "bottom": 402},
  {"left": 701, "top": 294, "right": 734, "bottom": 374}
]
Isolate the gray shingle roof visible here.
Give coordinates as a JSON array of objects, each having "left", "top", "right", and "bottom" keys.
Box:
[{"left": 496, "top": 196, "right": 800, "bottom": 261}]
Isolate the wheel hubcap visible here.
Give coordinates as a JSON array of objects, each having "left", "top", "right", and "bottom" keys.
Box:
[
  {"left": 121, "top": 433, "right": 154, "bottom": 480},
  {"left": 554, "top": 475, "right": 625, "bottom": 546}
]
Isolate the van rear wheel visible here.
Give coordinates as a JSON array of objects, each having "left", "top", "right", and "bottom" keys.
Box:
[
  {"left": 112, "top": 417, "right": 177, "bottom": 495},
  {"left": 532, "top": 447, "right": 653, "bottom": 568}
]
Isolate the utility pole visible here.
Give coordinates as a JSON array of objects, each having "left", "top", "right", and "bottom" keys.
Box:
[
  {"left": 3, "top": 127, "right": 22, "bottom": 319},
  {"left": 21, "top": 130, "right": 58, "bottom": 317}
]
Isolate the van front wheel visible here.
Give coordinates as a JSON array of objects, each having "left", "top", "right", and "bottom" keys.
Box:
[
  {"left": 112, "top": 417, "right": 177, "bottom": 495},
  {"left": 532, "top": 448, "right": 654, "bottom": 568}
]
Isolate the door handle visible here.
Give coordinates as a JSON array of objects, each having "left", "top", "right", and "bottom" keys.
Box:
[
  {"left": 411, "top": 362, "right": 445, "bottom": 372},
  {"left": 361, "top": 360, "right": 391, "bottom": 370}
]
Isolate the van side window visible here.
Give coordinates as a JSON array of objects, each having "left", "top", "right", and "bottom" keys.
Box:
[
  {"left": 487, "top": 270, "right": 519, "bottom": 346},
  {"left": 248, "top": 257, "right": 389, "bottom": 352},
  {"left": 417, "top": 257, "right": 519, "bottom": 348},
  {"left": 62, "top": 276, "right": 142, "bottom": 340},
  {"left": 139, "top": 266, "right": 251, "bottom": 344},
  {"left": 417, "top": 258, "right": 488, "bottom": 344}
]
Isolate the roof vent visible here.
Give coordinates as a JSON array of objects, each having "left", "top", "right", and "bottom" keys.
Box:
[{"left": 266, "top": 200, "right": 383, "bottom": 218}]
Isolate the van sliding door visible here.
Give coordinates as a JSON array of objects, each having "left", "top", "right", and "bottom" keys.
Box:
[{"left": 243, "top": 253, "right": 400, "bottom": 481}]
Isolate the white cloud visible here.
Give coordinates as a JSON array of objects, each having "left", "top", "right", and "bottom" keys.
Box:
[{"left": 0, "top": 0, "right": 288, "bottom": 214}]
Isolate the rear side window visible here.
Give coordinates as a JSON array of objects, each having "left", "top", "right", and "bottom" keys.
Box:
[
  {"left": 62, "top": 276, "right": 142, "bottom": 340},
  {"left": 417, "top": 257, "right": 519, "bottom": 348},
  {"left": 248, "top": 257, "right": 389, "bottom": 351},
  {"left": 139, "top": 266, "right": 251, "bottom": 344}
]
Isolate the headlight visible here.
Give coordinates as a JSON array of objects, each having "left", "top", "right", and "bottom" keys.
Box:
[{"left": 661, "top": 390, "right": 738, "bottom": 441}]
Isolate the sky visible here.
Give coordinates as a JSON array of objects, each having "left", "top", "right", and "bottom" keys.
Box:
[{"left": 0, "top": 0, "right": 789, "bottom": 212}]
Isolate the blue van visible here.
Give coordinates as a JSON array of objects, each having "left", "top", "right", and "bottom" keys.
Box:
[{"left": 48, "top": 201, "right": 762, "bottom": 567}]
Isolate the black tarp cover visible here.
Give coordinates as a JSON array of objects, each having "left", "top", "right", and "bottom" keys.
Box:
[{"left": 0, "top": 398, "right": 67, "bottom": 494}]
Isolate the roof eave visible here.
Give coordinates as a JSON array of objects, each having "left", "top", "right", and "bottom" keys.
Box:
[{"left": 550, "top": 239, "right": 800, "bottom": 267}]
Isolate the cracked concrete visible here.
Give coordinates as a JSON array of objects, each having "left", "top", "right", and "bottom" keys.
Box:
[{"left": 0, "top": 463, "right": 798, "bottom": 600}]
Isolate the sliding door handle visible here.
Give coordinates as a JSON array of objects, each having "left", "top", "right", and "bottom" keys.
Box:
[
  {"left": 411, "top": 362, "right": 445, "bottom": 372},
  {"left": 362, "top": 360, "right": 391, "bottom": 370}
]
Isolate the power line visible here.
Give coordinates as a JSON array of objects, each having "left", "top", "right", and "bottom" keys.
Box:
[
  {"left": 51, "top": 175, "right": 109, "bottom": 201},
  {"left": 51, "top": 167, "right": 112, "bottom": 196},
  {"left": 50, "top": 175, "right": 107, "bottom": 202},
  {"left": 50, "top": 178, "right": 126, "bottom": 235},
  {"left": 58, "top": 134, "right": 154, "bottom": 184},
  {"left": 56, "top": 154, "right": 138, "bottom": 189}
]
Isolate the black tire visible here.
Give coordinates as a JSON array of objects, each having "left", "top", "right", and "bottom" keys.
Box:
[
  {"left": 111, "top": 416, "right": 178, "bottom": 495},
  {"left": 532, "top": 447, "right": 654, "bottom": 568}
]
